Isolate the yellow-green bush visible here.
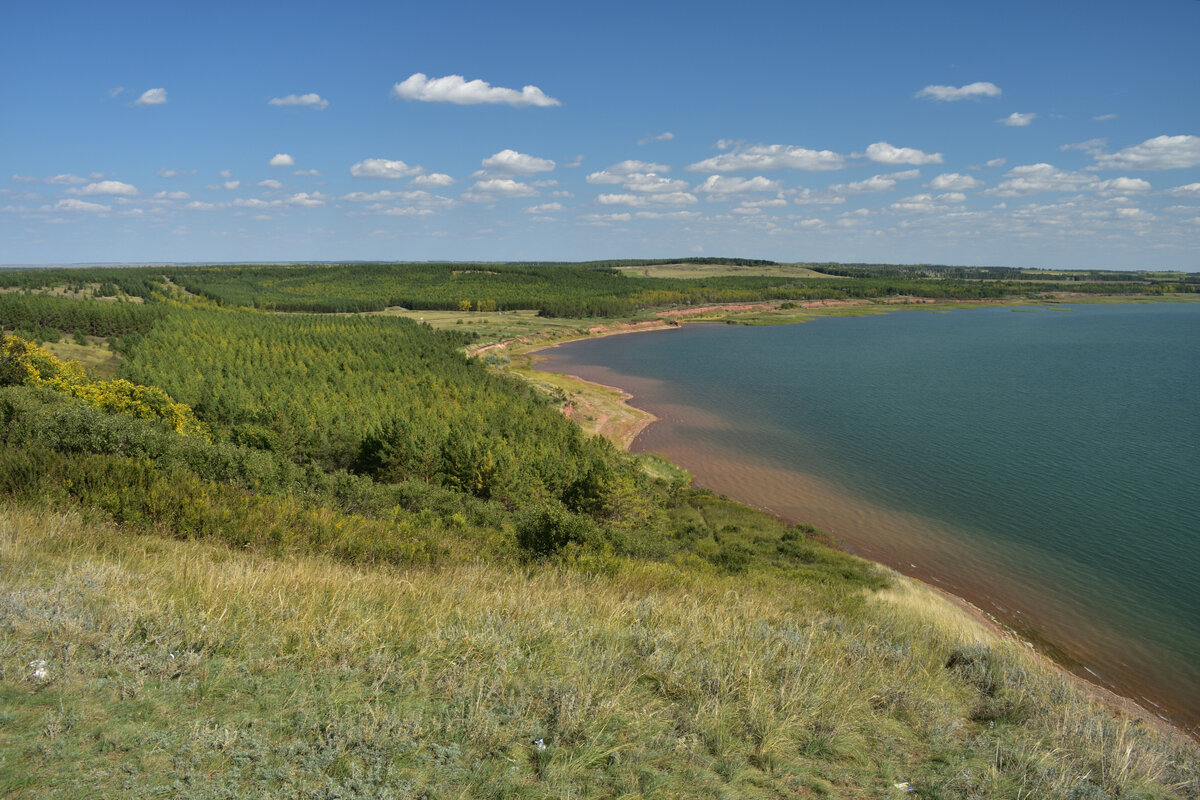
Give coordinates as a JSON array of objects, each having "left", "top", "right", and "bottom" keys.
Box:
[{"left": 0, "top": 334, "right": 209, "bottom": 439}]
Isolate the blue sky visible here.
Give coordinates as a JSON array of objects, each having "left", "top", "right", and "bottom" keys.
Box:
[{"left": 3, "top": 0, "right": 1199, "bottom": 268}]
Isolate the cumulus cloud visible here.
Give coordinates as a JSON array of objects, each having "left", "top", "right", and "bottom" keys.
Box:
[
  {"left": 269, "top": 153, "right": 295, "bottom": 167},
  {"left": 1165, "top": 182, "right": 1200, "bottom": 197},
  {"left": 826, "top": 174, "right": 905, "bottom": 195},
  {"left": 596, "top": 192, "right": 697, "bottom": 207},
  {"left": 525, "top": 202, "right": 563, "bottom": 214},
  {"left": 462, "top": 178, "right": 539, "bottom": 201},
  {"left": 687, "top": 143, "right": 845, "bottom": 172},
  {"left": 1061, "top": 138, "right": 1106, "bottom": 154},
  {"left": 410, "top": 173, "right": 455, "bottom": 187},
  {"left": 69, "top": 180, "right": 138, "bottom": 196},
  {"left": 350, "top": 158, "right": 423, "bottom": 179},
  {"left": 888, "top": 193, "right": 961, "bottom": 213},
  {"left": 223, "top": 181, "right": 240, "bottom": 190},
  {"left": 865, "top": 142, "right": 943, "bottom": 165},
  {"left": 999, "top": 112, "right": 1036, "bottom": 127},
  {"left": 55, "top": 198, "right": 110, "bottom": 212},
  {"left": 392, "top": 73, "right": 560, "bottom": 107},
  {"left": 1094, "top": 135, "right": 1200, "bottom": 170},
  {"left": 287, "top": 192, "right": 327, "bottom": 207},
  {"left": 153, "top": 190, "right": 190, "bottom": 200},
  {"left": 585, "top": 161, "right": 671, "bottom": 184},
  {"left": 342, "top": 190, "right": 455, "bottom": 212},
  {"left": 268, "top": 93, "right": 329, "bottom": 110},
  {"left": 1093, "top": 113, "right": 1118, "bottom": 121},
  {"left": 133, "top": 88, "right": 167, "bottom": 106},
  {"left": 257, "top": 179, "right": 283, "bottom": 189},
  {"left": 579, "top": 212, "right": 632, "bottom": 225},
  {"left": 985, "top": 158, "right": 1007, "bottom": 168},
  {"left": 985, "top": 163, "right": 1097, "bottom": 196},
  {"left": 638, "top": 131, "right": 675, "bottom": 145},
  {"left": 1093, "top": 177, "right": 1151, "bottom": 194},
  {"left": 915, "top": 82, "right": 1002, "bottom": 101},
  {"left": 928, "top": 173, "right": 983, "bottom": 191},
  {"left": 694, "top": 175, "right": 781, "bottom": 194},
  {"left": 479, "top": 149, "right": 555, "bottom": 175},
  {"left": 40, "top": 174, "right": 88, "bottom": 185},
  {"left": 156, "top": 168, "right": 195, "bottom": 178}
]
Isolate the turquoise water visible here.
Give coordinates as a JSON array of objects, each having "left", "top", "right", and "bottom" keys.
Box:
[{"left": 536, "top": 303, "right": 1200, "bottom": 732}]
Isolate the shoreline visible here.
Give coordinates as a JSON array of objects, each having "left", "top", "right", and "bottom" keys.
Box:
[{"left": 526, "top": 306, "right": 1198, "bottom": 745}]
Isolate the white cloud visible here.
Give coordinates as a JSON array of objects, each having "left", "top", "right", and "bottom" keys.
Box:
[
  {"left": 929, "top": 173, "right": 983, "bottom": 191},
  {"left": 133, "top": 88, "right": 167, "bottom": 106},
  {"left": 392, "top": 72, "right": 560, "bottom": 107},
  {"left": 223, "top": 181, "right": 241, "bottom": 190},
  {"left": 525, "top": 202, "right": 563, "bottom": 214},
  {"left": 69, "top": 180, "right": 138, "bottom": 196},
  {"left": 463, "top": 178, "right": 538, "bottom": 201},
  {"left": 985, "top": 158, "right": 1007, "bottom": 168},
  {"left": 479, "top": 149, "right": 555, "bottom": 175},
  {"left": 1061, "top": 138, "right": 1106, "bottom": 154},
  {"left": 687, "top": 144, "right": 845, "bottom": 172},
  {"left": 55, "top": 198, "right": 110, "bottom": 212},
  {"left": 44, "top": 174, "right": 88, "bottom": 185},
  {"left": 1094, "top": 135, "right": 1200, "bottom": 170},
  {"left": 585, "top": 161, "right": 672, "bottom": 185},
  {"left": 350, "top": 158, "right": 423, "bottom": 179},
  {"left": 185, "top": 200, "right": 219, "bottom": 210},
  {"left": 579, "top": 212, "right": 632, "bottom": 224},
  {"left": 269, "top": 153, "right": 295, "bottom": 167},
  {"left": 287, "top": 192, "right": 326, "bottom": 207},
  {"left": 1093, "top": 177, "right": 1151, "bottom": 194},
  {"left": 152, "top": 190, "right": 190, "bottom": 200},
  {"left": 293, "top": 169, "right": 321, "bottom": 176},
  {"left": 865, "top": 142, "right": 943, "bottom": 165},
  {"left": 1165, "top": 182, "right": 1200, "bottom": 197},
  {"left": 740, "top": 196, "right": 788, "bottom": 208},
  {"left": 888, "top": 194, "right": 957, "bottom": 213},
  {"left": 638, "top": 131, "right": 675, "bottom": 145},
  {"left": 986, "top": 163, "right": 1096, "bottom": 196},
  {"left": 156, "top": 168, "right": 194, "bottom": 178},
  {"left": 342, "top": 189, "right": 455, "bottom": 211},
  {"left": 999, "top": 112, "right": 1036, "bottom": 127},
  {"left": 268, "top": 93, "right": 329, "bottom": 110},
  {"left": 827, "top": 174, "right": 905, "bottom": 195},
  {"left": 635, "top": 210, "right": 700, "bottom": 220},
  {"left": 11, "top": 174, "right": 39, "bottom": 183},
  {"left": 219, "top": 170, "right": 232, "bottom": 179},
  {"left": 597, "top": 192, "right": 697, "bottom": 207},
  {"left": 410, "top": 173, "right": 455, "bottom": 187},
  {"left": 915, "top": 82, "right": 1002, "bottom": 101},
  {"left": 257, "top": 179, "right": 283, "bottom": 189},
  {"left": 1093, "top": 113, "right": 1118, "bottom": 121},
  {"left": 233, "top": 198, "right": 276, "bottom": 208},
  {"left": 694, "top": 175, "right": 781, "bottom": 194},
  {"left": 107, "top": 86, "right": 125, "bottom": 98}
]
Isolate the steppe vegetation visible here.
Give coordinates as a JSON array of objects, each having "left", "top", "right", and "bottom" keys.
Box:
[{"left": 1, "top": 260, "right": 1197, "bottom": 797}]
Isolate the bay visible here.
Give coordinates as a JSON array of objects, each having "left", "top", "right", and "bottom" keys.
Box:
[{"left": 535, "top": 302, "right": 1200, "bottom": 734}]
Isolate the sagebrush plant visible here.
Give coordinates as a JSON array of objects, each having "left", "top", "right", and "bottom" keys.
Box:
[{"left": 1, "top": 506, "right": 1195, "bottom": 799}]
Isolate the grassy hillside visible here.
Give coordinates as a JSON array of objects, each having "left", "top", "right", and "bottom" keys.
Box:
[{"left": 4, "top": 506, "right": 1196, "bottom": 799}]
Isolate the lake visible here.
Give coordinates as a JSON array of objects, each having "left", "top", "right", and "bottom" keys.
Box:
[{"left": 535, "top": 302, "right": 1200, "bottom": 734}]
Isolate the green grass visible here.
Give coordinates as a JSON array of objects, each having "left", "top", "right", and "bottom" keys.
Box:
[{"left": 2, "top": 504, "right": 1195, "bottom": 799}]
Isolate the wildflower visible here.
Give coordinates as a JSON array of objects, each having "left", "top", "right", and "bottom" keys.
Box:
[{"left": 28, "top": 660, "right": 49, "bottom": 682}]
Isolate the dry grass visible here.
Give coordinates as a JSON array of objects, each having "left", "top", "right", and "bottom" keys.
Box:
[{"left": 2, "top": 504, "right": 1195, "bottom": 798}]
